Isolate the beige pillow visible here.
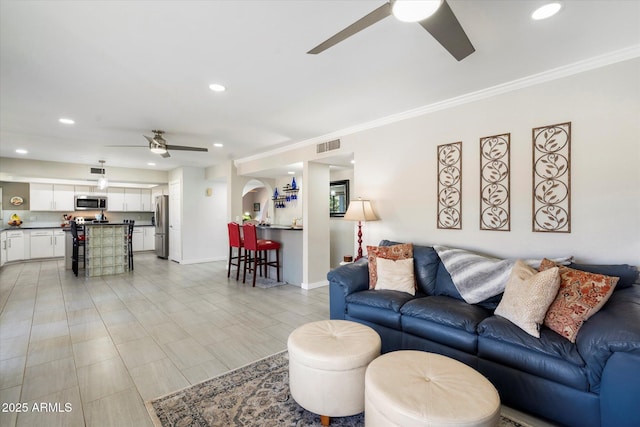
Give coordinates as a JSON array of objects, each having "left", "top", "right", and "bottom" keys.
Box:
[
  {"left": 374, "top": 257, "right": 416, "bottom": 296},
  {"left": 494, "top": 260, "right": 561, "bottom": 338},
  {"left": 367, "top": 243, "right": 413, "bottom": 289}
]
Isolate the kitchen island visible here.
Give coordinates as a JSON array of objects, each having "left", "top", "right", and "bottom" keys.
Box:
[
  {"left": 257, "top": 225, "right": 302, "bottom": 286},
  {"left": 64, "top": 223, "right": 131, "bottom": 277}
]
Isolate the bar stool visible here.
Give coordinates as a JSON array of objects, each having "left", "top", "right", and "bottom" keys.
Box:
[
  {"left": 242, "top": 223, "right": 281, "bottom": 287},
  {"left": 124, "top": 219, "right": 135, "bottom": 270},
  {"left": 227, "top": 222, "right": 244, "bottom": 280},
  {"left": 70, "top": 220, "right": 85, "bottom": 277}
]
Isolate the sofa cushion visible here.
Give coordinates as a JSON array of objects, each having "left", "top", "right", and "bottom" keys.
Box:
[
  {"left": 401, "top": 296, "right": 492, "bottom": 333},
  {"left": 380, "top": 240, "right": 440, "bottom": 295},
  {"left": 541, "top": 259, "right": 619, "bottom": 343},
  {"left": 478, "top": 316, "right": 588, "bottom": 390},
  {"left": 494, "top": 261, "right": 561, "bottom": 337},
  {"left": 568, "top": 262, "right": 638, "bottom": 290},
  {"left": 346, "top": 289, "right": 415, "bottom": 313},
  {"left": 367, "top": 243, "right": 413, "bottom": 289},
  {"left": 375, "top": 257, "right": 416, "bottom": 295}
]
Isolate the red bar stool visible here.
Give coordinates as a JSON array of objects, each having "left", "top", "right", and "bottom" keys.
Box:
[
  {"left": 242, "top": 223, "right": 281, "bottom": 287},
  {"left": 227, "top": 222, "right": 244, "bottom": 280}
]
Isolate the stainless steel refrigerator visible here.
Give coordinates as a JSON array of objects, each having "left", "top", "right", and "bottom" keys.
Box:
[{"left": 155, "top": 195, "right": 169, "bottom": 259}]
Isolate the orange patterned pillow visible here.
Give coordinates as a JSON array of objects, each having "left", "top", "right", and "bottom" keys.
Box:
[
  {"left": 367, "top": 243, "right": 413, "bottom": 289},
  {"left": 540, "top": 258, "right": 619, "bottom": 342}
]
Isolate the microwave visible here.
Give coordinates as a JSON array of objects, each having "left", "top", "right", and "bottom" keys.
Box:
[{"left": 75, "top": 195, "right": 108, "bottom": 211}]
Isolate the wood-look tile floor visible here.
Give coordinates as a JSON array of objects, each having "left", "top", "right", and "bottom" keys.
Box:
[
  {"left": 0, "top": 253, "right": 328, "bottom": 427},
  {"left": 0, "top": 254, "right": 555, "bottom": 427}
]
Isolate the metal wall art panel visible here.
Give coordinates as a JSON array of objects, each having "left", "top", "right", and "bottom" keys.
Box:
[
  {"left": 532, "top": 122, "right": 571, "bottom": 233},
  {"left": 480, "top": 133, "right": 510, "bottom": 231},
  {"left": 437, "top": 141, "right": 462, "bottom": 229}
]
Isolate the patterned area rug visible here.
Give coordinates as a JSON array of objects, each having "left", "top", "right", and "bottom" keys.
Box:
[
  {"left": 240, "top": 273, "right": 287, "bottom": 289},
  {"left": 147, "top": 351, "right": 530, "bottom": 427}
]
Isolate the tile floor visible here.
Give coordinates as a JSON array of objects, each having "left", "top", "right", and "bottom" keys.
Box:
[
  {"left": 0, "top": 253, "right": 328, "bottom": 427},
  {"left": 0, "top": 254, "right": 555, "bottom": 427}
]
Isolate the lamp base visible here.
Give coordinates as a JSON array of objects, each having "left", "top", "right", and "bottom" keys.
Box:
[{"left": 355, "top": 221, "right": 364, "bottom": 261}]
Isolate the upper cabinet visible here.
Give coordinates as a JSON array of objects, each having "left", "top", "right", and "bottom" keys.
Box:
[
  {"left": 30, "top": 183, "right": 74, "bottom": 211},
  {"left": 107, "top": 188, "right": 152, "bottom": 212}
]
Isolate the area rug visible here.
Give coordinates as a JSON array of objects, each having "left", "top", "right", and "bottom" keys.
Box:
[
  {"left": 147, "top": 351, "right": 532, "bottom": 427},
  {"left": 243, "top": 273, "right": 287, "bottom": 289}
]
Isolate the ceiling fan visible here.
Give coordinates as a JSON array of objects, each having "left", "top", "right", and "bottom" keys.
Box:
[
  {"left": 108, "top": 130, "right": 209, "bottom": 158},
  {"left": 307, "top": 0, "right": 475, "bottom": 61}
]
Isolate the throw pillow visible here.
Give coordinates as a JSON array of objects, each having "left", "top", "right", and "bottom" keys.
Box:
[
  {"left": 375, "top": 257, "right": 416, "bottom": 296},
  {"left": 367, "top": 243, "right": 413, "bottom": 289},
  {"left": 540, "top": 258, "right": 619, "bottom": 343},
  {"left": 494, "top": 260, "right": 561, "bottom": 338}
]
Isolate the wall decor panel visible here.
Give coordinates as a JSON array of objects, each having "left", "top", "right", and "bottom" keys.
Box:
[
  {"left": 437, "top": 141, "right": 462, "bottom": 230},
  {"left": 532, "top": 122, "right": 571, "bottom": 233},
  {"left": 480, "top": 133, "right": 510, "bottom": 231}
]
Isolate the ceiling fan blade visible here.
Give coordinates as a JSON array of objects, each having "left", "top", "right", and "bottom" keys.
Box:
[
  {"left": 161, "top": 151, "right": 171, "bottom": 158},
  {"left": 419, "top": 0, "right": 475, "bottom": 61},
  {"left": 143, "top": 135, "right": 155, "bottom": 144},
  {"left": 165, "top": 144, "right": 209, "bottom": 152},
  {"left": 106, "top": 145, "right": 146, "bottom": 148},
  {"left": 307, "top": 2, "right": 391, "bottom": 54}
]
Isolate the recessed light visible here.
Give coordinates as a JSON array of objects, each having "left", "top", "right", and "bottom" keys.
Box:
[
  {"left": 59, "top": 117, "right": 75, "bottom": 125},
  {"left": 532, "top": 2, "right": 562, "bottom": 20},
  {"left": 209, "top": 83, "right": 226, "bottom": 92},
  {"left": 147, "top": 162, "right": 156, "bottom": 166},
  {"left": 350, "top": 160, "right": 356, "bottom": 164},
  {"left": 287, "top": 171, "right": 295, "bottom": 175},
  {"left": 213, "top": 143, "right": 224, "bottom": 148},
  {"left": 15, "top": 149, "right": 28, "bottom": 154}
]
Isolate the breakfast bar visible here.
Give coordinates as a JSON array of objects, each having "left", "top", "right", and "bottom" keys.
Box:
[
  {"left": 65, "top": 223, "right": 131, "bottom": 277},
  {"left": 257, "top": 225, "right": 302, "bottom": 286}
]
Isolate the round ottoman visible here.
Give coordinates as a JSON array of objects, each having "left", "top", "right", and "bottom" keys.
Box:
[
  {"left": 288, "top": 320, "right": 381, "bottom": 426},
  {"left": 365, "top": 351, "right": 500, "bottom": 427}
]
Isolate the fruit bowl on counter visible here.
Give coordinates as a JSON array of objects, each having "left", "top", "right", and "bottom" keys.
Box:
[{"left": 8, "top": 220, "right": 23, "bottom": 226}]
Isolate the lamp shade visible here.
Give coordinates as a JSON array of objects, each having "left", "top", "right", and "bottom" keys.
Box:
[{"left": 344, "top": 199, "right": 379, "bottom": 222}]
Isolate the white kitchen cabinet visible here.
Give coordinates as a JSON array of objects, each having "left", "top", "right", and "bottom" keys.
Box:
[
  {"left": 30, "top": 230, "right": 54, "bottom": 259},
  {"left": 6, "top": 230, "right": 25, "bottom": 262},
  {"left": 29, "top": 229, "right": 65, "bottom": 259},
  {"left": 1, "top": 232, "right": 7, "bottom": 267},
  {"left": 107, "top": 188, "right": 150, "bottom": 211},
  {"left": 132, "top": 227, "right": 144, "bottom": 251},
  {"left": 53, "top": 230, "right": 65, "bottom": 257},
  {"left": 143, "top": 226, "right": 155, "bottom": 251},
  {"left": 124, "top": 189, "right": 142, "bottom": 211},
  {"left": 140, "top": 189, "right": 152, "bottom": 212},
  {"left": 107, "top": 188, "right": 126, "bottom": 211},
  {"left": 30, "top": 183, "right": 74, "bottom": 211}
]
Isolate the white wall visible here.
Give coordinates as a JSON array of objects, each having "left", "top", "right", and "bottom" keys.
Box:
[
  {"left": 330, "top": 168, "right": 355, "bottom": 268},
  {"left": 345, "top": 58, "right": 640, "bottom": 265}
]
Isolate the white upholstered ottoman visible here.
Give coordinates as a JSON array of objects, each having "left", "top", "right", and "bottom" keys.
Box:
[
  {"left": 365, "top": 351, "right": 500, "bottom": 427},
  {"left": 287, "top": 320, "right": 381, "bottom": 426}
]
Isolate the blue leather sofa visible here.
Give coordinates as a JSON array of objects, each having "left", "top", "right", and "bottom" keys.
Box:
[{"left": 327, "top": 241, "right": 640, "bottom": 427}]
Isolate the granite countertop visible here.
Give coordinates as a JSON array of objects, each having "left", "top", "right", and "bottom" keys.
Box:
[
  {"left": 1, "top": 223, "right": 154, "bottom": 232},
  {"left": 257, "top": 224, "right": 303, "bottom": 230}
]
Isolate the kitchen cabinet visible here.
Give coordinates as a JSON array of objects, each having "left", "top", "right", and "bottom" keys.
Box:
[
  {"left": 1, "top": 232, "right": 6, "bottom": 267},
  {"left": 6, "top": 230, "right": 25, "bottom": 262},
  {"left": 75, "top": 185, "right": 91, "bottom": 196},
  {"left": 107, "top": 188, "right": 152, "bottom": 211},
  {"left": 132, "top": 227, "right": 144, "bottom": 251},
  {"left": 143, "top": 226, "right": 155, "bottom": 251},
  {"left": 30, "top": 229, "right": 65, "bottom": 258},
  {"left": 30, "top": 183, "right": 74, "bottom": 211}
]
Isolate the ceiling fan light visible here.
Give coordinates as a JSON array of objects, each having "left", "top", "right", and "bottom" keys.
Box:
[
  {"left": 392, "top": 0, "right": 442, "bottom": 23},
  {"left": 531, "top": 2, "right": 562, "bottom": 20},
  {"left": 150, "top": 146, "right": 167, "bottom": 154}
]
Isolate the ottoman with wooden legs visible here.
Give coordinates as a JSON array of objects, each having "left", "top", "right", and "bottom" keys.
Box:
[{"left": 287, "top": 320, "right": 381, "bottom": 426}]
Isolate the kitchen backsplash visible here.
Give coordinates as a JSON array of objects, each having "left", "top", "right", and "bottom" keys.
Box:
[{"left": 1, "top": 210, "right": 154, "bottom": 227}]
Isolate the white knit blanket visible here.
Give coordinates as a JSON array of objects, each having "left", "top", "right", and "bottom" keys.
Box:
[{"left": 433, "top": 245, "right": 572, "bottom": 304}]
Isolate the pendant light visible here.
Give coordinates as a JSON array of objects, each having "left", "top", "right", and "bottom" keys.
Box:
[{"left": 97, "top": 160, "right": 108, "bottom": 190}]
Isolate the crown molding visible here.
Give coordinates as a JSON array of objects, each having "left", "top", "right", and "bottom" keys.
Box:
[{"left": 235, "top": 45, "right": 640, "bottom": 166}]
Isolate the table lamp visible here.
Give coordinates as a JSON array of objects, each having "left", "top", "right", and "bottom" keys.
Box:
[{"left": 344, "top": 198, "right": 379, "bottom": 260}]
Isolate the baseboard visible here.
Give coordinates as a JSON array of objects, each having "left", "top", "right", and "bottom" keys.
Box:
[
  {"left": 179, "top": 256, "right": 225, "bottom": 265},
  {"left": 301, "top": 279, "right": 329, "bottom": 290}
]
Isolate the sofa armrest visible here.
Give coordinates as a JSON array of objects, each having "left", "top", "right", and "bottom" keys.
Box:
[
  {"left": 576, "top": 285, "right": 640, "bottom": 393},
  {"left": 600, "top": 352, "right": 640, "bottom": 427},
  {"left": 327, "top": 258, "right": 370, "bottom": 319}
]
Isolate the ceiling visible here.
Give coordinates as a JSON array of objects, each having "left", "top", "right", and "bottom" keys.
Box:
[{"left": 1, "top": 1, "right": 639, "bottom": 173}]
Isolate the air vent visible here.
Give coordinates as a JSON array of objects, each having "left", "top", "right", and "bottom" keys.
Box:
[
  {"left": 90, "top": 168, "right": 105, "bottom": 174},
  {"left": 316, "top": 139, "right": 341, "bottom": 154}
]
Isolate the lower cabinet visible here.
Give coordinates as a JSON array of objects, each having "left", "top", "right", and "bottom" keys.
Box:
[
  {"left": 6, "top": 230, "right": 25, "bottom": 262},
  {"left": 30, "top": 229, "right": 66, "bottom": 259},
  {"left": 132, "top": 228, "right": 144, "bottom": 252},
  {"left": 143, "top": 227, "right": 155, "bottom": 251}
]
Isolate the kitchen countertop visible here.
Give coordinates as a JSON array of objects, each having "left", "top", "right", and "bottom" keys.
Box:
[
  {"left": 1, "top": 223, "right": 154, "bottom": 232},
  {"left": 257, "top": 224, "right": 303, "bottom": 230}
]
